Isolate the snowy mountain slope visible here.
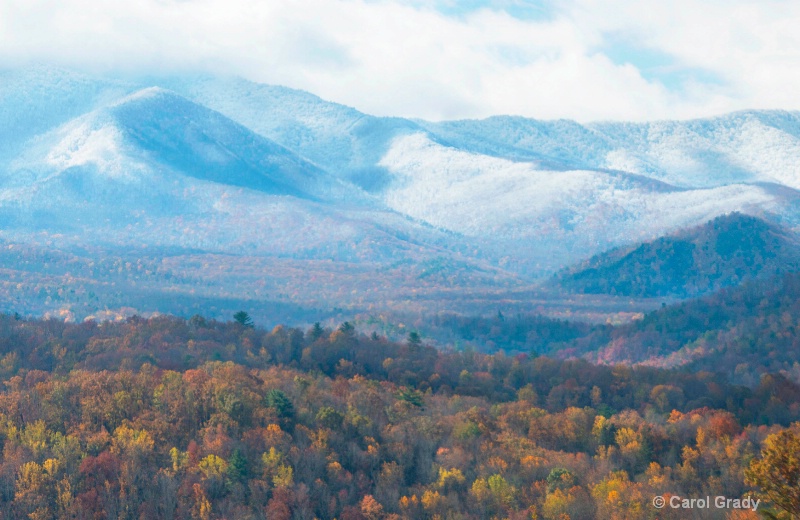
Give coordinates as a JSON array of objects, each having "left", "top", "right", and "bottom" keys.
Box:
[
  {"left": 160, "top": 75, "right": 365, "bottom": 170},
  {"left": 421, "top": 110, "right": 800, "bottom": 190},
  {"left": 416, "top": 116, "right": 615, "bottom": 170},
  {"left": 24, "top": 68, "right": 796, "bottom": 204},
  {"left": 0, "top": 83, "right": 507, "bottom": 290},
  {"left": 378, "top": 132, "right": 789, "bottom": 250},
  {"left": 592, "top": 111, "right": 800, "bottom": 189},
  {"left": 11, "top": 67, "right": 800, "bottom": 195},
  {"left": 166, "top": 75, "right": 800, "bottom": 241},
  {"left": 108, "top": 88, "right": 357, "bottom": 201},
  {"left": 0, "top": 66, "right": 134, "bottom": 163},
  {"left": 4, "top": 87, "right": 364, "bottom": 204},
  {"left": 159, "top": 75, "right": 426, "bottom": 193}
]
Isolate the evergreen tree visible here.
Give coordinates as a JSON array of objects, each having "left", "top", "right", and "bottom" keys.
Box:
[
  {"left": 227, "top": 449, "right": 248, "bottom": 482},
  {"left": 308, "top": 322, "right": 324, "bottom": 341},
  {"left": 233, "top": 311, "right": 253, "bottom": 328},
  {"left": 265, "top": 389, "right": 294, "bottom": 418}
]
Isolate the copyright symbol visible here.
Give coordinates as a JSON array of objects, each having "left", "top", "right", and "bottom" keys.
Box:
[{"left": 653, "top": 496, "right": 665, "bottom": 509}]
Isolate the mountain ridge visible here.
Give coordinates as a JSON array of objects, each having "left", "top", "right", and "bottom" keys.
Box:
[{"left": 2, "top": 65, "right": 800, "bottom": 320}]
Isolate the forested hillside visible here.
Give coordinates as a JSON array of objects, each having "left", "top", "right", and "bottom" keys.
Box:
[
  {"left": 557, "top": 213, "right": 800, "bottom": 298},
  {"left": 552, "top": 270, "right": 800, "bottom": 384},
  {"left": 0, "top": 314, "right": 797, "bottom": 518}
]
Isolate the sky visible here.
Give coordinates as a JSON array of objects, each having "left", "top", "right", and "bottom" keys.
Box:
[{"left": 2, "top": 0, "right": 800, "bottom": 122}]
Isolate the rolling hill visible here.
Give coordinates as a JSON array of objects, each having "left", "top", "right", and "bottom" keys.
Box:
[
  {"left": 555, "top": 212, "right": 800, "bottom": 297},
  {"left": 551, "top": 270, "right": 800, "bottom": 385}
]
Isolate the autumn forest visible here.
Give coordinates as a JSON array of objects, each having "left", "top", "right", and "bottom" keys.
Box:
[{"left": 0, "top": 312, "right": 796, "bottom": 519}]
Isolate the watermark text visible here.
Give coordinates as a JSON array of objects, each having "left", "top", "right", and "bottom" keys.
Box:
[{"left": 652, "top": 495, "right": 760, "bottom": 512}]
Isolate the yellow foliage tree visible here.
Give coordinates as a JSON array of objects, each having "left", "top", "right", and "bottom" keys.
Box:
[
  {"left": 198, "top": 454, "right": 228, "bottom": 479},
  {"left": 436, "top": 467, "right": 466, "bottom": 492},
  {"left": 590, "top": 471, "right": 646, "bottom": 520},
  {"left": 542, "top": 488, "right": 576, "bottom": 520},
  {"left": 15, "top": 461, "right": 53, "bottom": 519},
  {"left": 745, "top": 427, "right": 800, "bottom": 518},
  {"left": 261, "top": 447, "right": 294, "bottom": 487}
]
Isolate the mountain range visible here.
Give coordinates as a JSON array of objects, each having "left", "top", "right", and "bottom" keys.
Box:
[{"left": 1, "top": 65, "right": 800, "bottom": 322}]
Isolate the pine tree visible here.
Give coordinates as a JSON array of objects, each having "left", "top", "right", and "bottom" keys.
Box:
[{"left": 233, "top": 311, "right": 253, "bottom": 328}]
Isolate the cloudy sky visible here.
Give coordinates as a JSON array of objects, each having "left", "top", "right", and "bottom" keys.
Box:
[{"left": 2, "top": 0, "right": 800, "bottom": 122}]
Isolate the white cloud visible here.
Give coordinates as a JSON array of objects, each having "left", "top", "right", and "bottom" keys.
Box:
[{"left": 1, "top": 0, "right": 799, "bottom": 122}]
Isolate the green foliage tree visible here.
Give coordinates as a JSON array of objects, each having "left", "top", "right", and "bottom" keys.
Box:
[
  {"left": 315, "top": 407, "right": 344, "bottom": 429},
  {"left": 397, "top": 387, "right": 424, "bottom": 408},
  {"left": 547, "top": 467, "right": 576, "bottom": 492},
  {"left": 308, "top": 322, "right": 324, "bottom": 341},
  {"left": 265, "top": 389, "right": 294, "bottom": 418},
  {"left": 338, "top": 321, "right": 355, "bottom": 335},
  {"left": 407, "top": 331, "right": 422, "bottom": 350},
  {"left": 233, "top": 311, "right": 253, "bottom": 328},
  {"left": 227, "top": 449, "right": 248, "bottom": 482}
]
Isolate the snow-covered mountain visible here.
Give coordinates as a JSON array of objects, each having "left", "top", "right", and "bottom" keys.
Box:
[
  {"left": 1, "top": 65, "right": 799, "bottom": 319},
  {"left": 377, "top": 132, "right": 785, "bottom": 241},
  {"left": 157, "top": 73, "right": 800, "bottom": 248},
  {"left": 0, "top": 82, "right": 473, "bottom": 269},
  {"left": 420, "top": 112, "right": 800, "bottom": 190}
]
